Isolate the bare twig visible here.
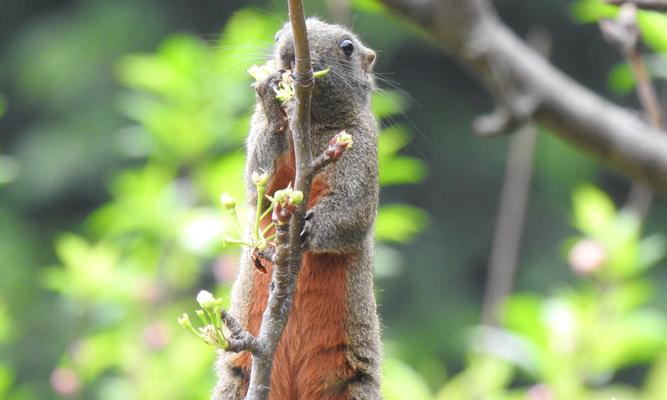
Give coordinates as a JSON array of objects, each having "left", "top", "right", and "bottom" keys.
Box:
[
  {"left": 606, "top": 0, "right": 667, "bottom": 12},
  {"left": 600, "top": 4, "right": 665, "bottom": 217},
  {"left": 311, "top": 131, "right": 354, "bottom": 173},
  {"left": 379, "top": 0, "right": 667, "bottom": 194},
  {"left": 481, "top": 125, "right": 537, "bottom": 325},
  {"left": 481, "top": 30, "right": 549, "bottom": 326}
]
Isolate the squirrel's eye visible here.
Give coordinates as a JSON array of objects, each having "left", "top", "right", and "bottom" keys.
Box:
[
  {"left": 340, "top": 39, "right": 354, "bottom": 57},
  {"left": 275, "top": 30, "right": 282, "bottom": 42}
]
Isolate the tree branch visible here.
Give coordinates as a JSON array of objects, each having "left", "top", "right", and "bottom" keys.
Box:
[
  {"left": 379, "top": 0, "right": 667, "bottom": 194},
  {"left": 599, "top": 3, "right": 665, "bottom": 216},
  {"left": 606, "top": 0, "right": 667, "bottom": 12},
  {"left": 242, "top": 1, "right": 315, "bottom": 399},
  {"left": 481, "top": 30, "right": 549, "bottom": 326}
]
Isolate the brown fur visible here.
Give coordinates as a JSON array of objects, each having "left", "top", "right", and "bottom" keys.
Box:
[{"left": 232, "top": 148, "right": 353, "bottom": 400}]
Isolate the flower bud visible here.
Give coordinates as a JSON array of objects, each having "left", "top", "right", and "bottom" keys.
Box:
[
  {"left": 196, "top": 290, "right": 216, "bottom": 310},
  {"left": 252, "top": 171, "right": 269, "bottom": 187},
  {"left": 177, "top": 313, "right": 192, "bottom": 328},
  {"left": 568, "top": 238, "right": 606, "bottom": 276},
  {"left": 273, "top": 189, "right": 288, "bottom": 205},
  {"left": 247, "top": 60, "right": 276, "bottom": 83},
  {"left": 219, "top": 193, "right": 236, "bottom": 210},
  {"left": 335, "top": 131, "right": 353, "bottom": 148},
  {"left": 289, "top": 190, "right": 303, "bottom": 206}
]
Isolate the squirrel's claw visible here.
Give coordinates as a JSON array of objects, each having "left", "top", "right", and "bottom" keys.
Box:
[{"left": 300, "top": 210, "right": 315, "bottom": 249}]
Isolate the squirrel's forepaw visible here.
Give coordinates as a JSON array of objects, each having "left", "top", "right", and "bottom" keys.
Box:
[
  {"left": 251, "top": 245, "right": 276, "bottom": 273},
  {"left": 299, "top": 209, "right": 315, "bottom": 250},
  {"left": 256, "top": 70, "right": 289, "bottom": 133},
  {"left": 255, "top": 70, "right": 284, "bottom": 96}
]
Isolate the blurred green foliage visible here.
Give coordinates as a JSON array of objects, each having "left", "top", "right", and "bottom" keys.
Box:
[
  {"left": 383, "top": 185, "right": 667, "bottom": 399},
  {"left": 2, "top": 0, "right": 667, "bottom": 399}
]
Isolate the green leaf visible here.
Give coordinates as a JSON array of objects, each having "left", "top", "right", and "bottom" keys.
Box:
[
  {"left": 608, "top": 62, "right": 635, "bottom": 95},
  {"left": 380, "top": 156, "right": 427, "bottom": 186},
  {"left": 382, "top": 358, "right": 433, "bottom": 400},
  {"left": 644, "top": 351, "right": 667, "bottom": 400},
  {"left": 637, "top": 11, "right": 667, "bottom": 53},
  {"left": 589, "top": 386, "right": 640, "bottom": 400},
  {"left": 608, "top": 56, "right": 667, "bottom": 95},
  {"left": 572, "top": 184, "right": 616, "bottom": 237},
  {"left": 570, "top": 0, "right": 618, "bottom": 23},
  {"left": 435, "top": 355, "right": 513, "bottom": 400},
  {"left": 378, "top": 125, "right": 427, "bottom": 185},
  {"left": 117, "top": 34, "right": 207, "bottom": 101},
  {"left": 351, "top": 0, "right": 388, "bottom": 14},
  {"left": 0, "top": 365, "right": 13, "bottom": 398},
  {"left": 379, "top": 126, "right": 411, "bottom": 157},
  {"left": 638, "top": 234, "right": 667, "bottom": 271},
  {"left": 593, "top": 310, "right": 667, "bottom": 370},
  {"left": 501, "top": 294, "right": 549, "bottom": 351},
  {"left": 0, "top": 156, "right": 19, "bottom": 187},
  {"left": 376, "top": 204, "right": 428, "bottom": 243},
  {"left": 372, "top": 90, "right": 408, "bottom": 119}
]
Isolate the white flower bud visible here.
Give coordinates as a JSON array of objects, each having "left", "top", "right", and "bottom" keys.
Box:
[
  {"left": 196, "top": 290, "right": 216, "bottom": 310},
  {"left": 220, "top": 193, "right": 236, "bottom": 210}
]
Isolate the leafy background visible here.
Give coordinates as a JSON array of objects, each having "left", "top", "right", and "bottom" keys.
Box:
[{"left": 2, "top": 0, "right": 667, "bottom": 398}]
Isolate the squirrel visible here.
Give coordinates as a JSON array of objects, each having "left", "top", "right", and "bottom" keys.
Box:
[{"left": 213, "top": 18, "right": 382, "bottom": 400}]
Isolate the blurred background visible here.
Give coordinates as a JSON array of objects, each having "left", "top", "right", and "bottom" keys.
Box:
[{"left": 2, "top": 0, "right": 667, "bottom": 399}]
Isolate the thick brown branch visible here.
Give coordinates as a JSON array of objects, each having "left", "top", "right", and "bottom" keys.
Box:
[
  {"left": 606, "top": 0, "right": 667, "bottom": 11},
  {"left": 380, "top": 0, "right": 667, "bottom": 194}
]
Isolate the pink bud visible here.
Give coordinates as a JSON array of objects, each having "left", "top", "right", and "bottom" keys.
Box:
[
  {"left": 526, "top": 384, "right": 554, "bottom": 400},
  {"left": 50, "top": 368, "right": 81, "bottom": 397},
  {"left": 143, "top": 321, "right": 171, "bottom": 350},
  {"left": 568, "top": 238, "right": 606, "bottom": 276}
]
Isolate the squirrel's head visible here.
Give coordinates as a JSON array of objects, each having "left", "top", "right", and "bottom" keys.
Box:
[{"left": 274, "top": 18, "right": 376, "bottom": 128}]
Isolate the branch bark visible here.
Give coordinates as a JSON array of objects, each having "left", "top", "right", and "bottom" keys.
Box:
[
  {"left": 599, "top": 3, "right": 665, "bottom": 216},
  {"left": 379, "top": 0, "right": 667, "bottom": 194},
  {"left": 242, "top": 1, "right": 315, "bottom": 399}
]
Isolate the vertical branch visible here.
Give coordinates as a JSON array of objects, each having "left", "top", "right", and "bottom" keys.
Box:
[
  {"left": 599, "top": 3, "right": 666, "bottom": 218},
  {"left": 620, "top": 29, "right": 658, "bottom": 217},
  {"left": 285, "top": 0, "right": 315, "bottom": 304},
  {"left": 480, "top": 31, "right": 549, "bottom": 326},
  {"left": 481, "top": 125, "right": 537, "bottom": 325},
  {"left": 243, "top": 1, "right": 314, "bottom": 399}
]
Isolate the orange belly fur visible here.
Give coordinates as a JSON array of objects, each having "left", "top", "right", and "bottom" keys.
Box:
[{"left": 233, "top": 148, "right": 354, "bottom": 399}]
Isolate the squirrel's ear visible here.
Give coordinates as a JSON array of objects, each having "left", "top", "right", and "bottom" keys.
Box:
[{"left": 362, "top": 49, "right": 376, "bottom": 72}]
